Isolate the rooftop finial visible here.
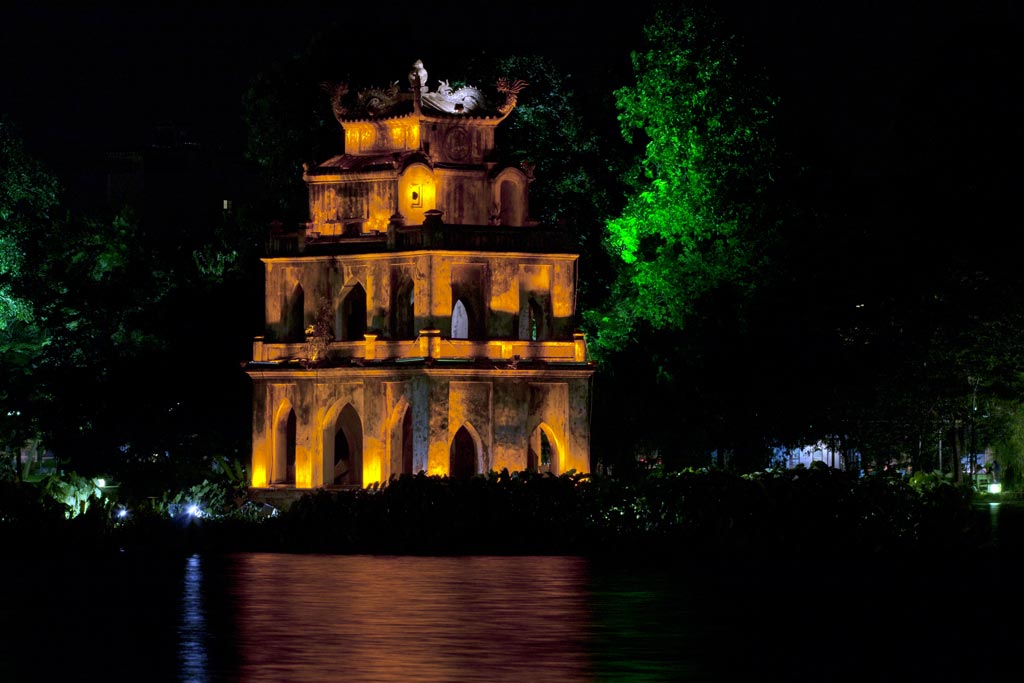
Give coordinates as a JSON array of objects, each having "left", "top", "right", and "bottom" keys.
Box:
[{"left": 409, "top": 59, "right": 428, "bottom": 92}]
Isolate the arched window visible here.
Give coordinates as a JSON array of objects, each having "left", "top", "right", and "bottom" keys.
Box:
[
  {"left": 330, "top": 404, "right": 363, "bottom": 486},
  {"left": 273, "top": 403, "right": 297, "bottom": 484},
  {"left": 449, "top": 426, "right": 477, "bottom": 479},
  {"left": 392, "top": 279, "right": 415, "bottom": 340},
  {"left": 401, "top": 408, "right": 413, "bottom": 476},
  {"left": 499, "top": 179, "right": 520, "bottom": 226},
  {"left": 540, "top": 430, "right": 553, "bottom": 470},
  {"left": 339, "top": 283, "right": 367, "bottom": 341},
  {"left": 286, "top": 284, "right": 304, "bottom": 342},
  {"left": 451, "top": 299, "right": 469, "bottom": 339},
  {"left": 333, "top": 427, "right": 350, "bottom": 483}
]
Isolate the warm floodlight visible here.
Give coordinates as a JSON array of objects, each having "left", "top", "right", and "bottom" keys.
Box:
[{"left": 988, "top": 482, "right": 1002, "bottom": 494}]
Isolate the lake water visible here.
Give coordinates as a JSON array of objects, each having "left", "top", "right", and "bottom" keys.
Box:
[{"left": 3, "top": 503, "right": 1024, "bottom": 682}]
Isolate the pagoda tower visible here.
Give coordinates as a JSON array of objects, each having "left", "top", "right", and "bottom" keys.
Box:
[{"left": 245, "top": 60, "right": 595, "bottom": 489}]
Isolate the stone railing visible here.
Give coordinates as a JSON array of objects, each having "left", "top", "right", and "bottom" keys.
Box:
[
  {"left": 251, "top": 331, "right": 589, "bottom": 364},
  {"left": 268, "top": 211, "right": 577, "bottom": 257}
]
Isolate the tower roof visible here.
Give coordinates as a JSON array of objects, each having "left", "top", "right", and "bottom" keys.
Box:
[{"left": 324, "top": 60, "right": 528, "bottom": 125}]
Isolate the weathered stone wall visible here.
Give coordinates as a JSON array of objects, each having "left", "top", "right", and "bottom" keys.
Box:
[
  {"left": 250, "top": 369, "right": 592, "bottom": 488},
  {"left": 262, "top": 251, "right": 579, "bottom": 343},
  {"left": 306, "top": 162, "right": 529, "bottom": 235}
]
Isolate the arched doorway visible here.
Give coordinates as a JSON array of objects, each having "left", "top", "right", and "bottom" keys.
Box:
[
  {"left": 528, "top": 423, "right": 560, "bottom": 475},
  {"left": 401, "top": 409, "right": 413, "bottom": 475},
  {"left": 273, "top": 402, "right": 296, "bottom": 484},
  {"left": 389, "top": 404, "right": 414, "bottom": 479},
  {"left": 338, "top": 283, "right": 367, "bottom": 341},
  {"left": 449, "top": 425, "right": 478, "bottom": 479},
  {"left": 327, "top": 404, "right": 362, "bottom": 486}
]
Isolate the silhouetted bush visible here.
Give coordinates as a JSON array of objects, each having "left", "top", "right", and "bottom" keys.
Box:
[{"left": 3, "top": 466, "right": 988, "bottom": 559}]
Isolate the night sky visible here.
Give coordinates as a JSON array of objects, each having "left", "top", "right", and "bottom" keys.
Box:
[
  {"left": 1, "top": 2, "right": 651, "bottom": 166},
  {"left": 2, "top": 1, "right": 1021, "bottom": 211}
]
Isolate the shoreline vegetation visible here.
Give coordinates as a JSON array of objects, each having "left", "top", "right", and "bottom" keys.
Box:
[{"left": 1, "top": 464, "right": 1005, "bottom": 565}]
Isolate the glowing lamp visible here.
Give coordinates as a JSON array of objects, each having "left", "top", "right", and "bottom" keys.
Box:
[
  {"left": 988, "top": 482, "right": 1002, "bottom": 494},
  {"left": 117, "top": 509, "right": 128, "bottom": 519},
  {"left": 187, "top": 504, "right": 200, "bottom": 517},
  {"left": 96, "top": 478, "right": 106, "bottom": 488}
]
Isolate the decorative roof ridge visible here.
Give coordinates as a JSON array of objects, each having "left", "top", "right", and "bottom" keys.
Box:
[{"left": 323, "top": 60, "right": 527, "bottom": 126}]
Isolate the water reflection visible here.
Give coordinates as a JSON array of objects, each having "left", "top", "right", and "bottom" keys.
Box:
[
  {"left": 6, "top": 528, "right": 1024, "bottom": 683},
  {"left": 179, "top": 554, "right": 208, "bottom": 682},
  {"left": 229, "top": 554, "right": 594, "bottom": 682}
]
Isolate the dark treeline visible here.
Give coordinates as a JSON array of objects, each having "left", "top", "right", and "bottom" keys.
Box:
[{"left": 0, "top": 467, "right": 992, "bottom": 563}]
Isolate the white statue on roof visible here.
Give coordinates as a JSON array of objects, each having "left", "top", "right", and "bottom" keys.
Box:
[{"left": 408, "top": 59, "right": 428, "bottom": 92}]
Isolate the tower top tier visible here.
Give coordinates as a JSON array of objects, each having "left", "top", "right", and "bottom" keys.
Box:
[
  {"left": 321, "top": 60, "right": 528, "bottom": 161},
  {"left": 295, "top": 60, "right": 539, "bottom": 238}
]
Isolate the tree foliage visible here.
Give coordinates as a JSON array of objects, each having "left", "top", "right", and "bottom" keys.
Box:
[
  {"left": 1, "top": 116, "right": 255, "bottom": 484},
  {"left": 590, "top": 3, "right": 779, "bottom": 354},
  {"left": 0, "top": 117, "right": 60, "bottom": 330}
]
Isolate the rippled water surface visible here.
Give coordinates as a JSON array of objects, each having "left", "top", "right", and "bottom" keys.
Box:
[
  {"left": 228, "top": 554, "right": 597, "bottom": 682},
  {"left": 5, "top": 504, "right": 1024, "bottom": 682}
]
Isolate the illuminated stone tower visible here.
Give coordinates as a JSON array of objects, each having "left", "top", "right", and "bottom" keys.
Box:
[{"left": 246, "top": 60, "right": 595, "bottom": 490}]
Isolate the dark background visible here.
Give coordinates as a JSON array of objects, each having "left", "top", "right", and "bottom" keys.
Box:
[
  {"left": 1, "top": 1, "right": 653, "bottom": 165},
  {"left": 4, "top": 1, "right": 1019, "bottom": 206}
]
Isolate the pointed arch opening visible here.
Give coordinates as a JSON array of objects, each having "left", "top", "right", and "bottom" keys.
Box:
[
  {"left": 286, "top": 284, "right": 305, "bottom": 342},
  {"left": 273, "top": 401, "right": 297, "bottom": 485},
  {"left": 528, "top": 423, "right": 562, "bottom": 475},
  {"left": 388, "top": 398, "right": 415, "bottom": 480},
  {"left": 391, "top": 277, "right": 416, "bottom": 340},
  {"left": 337, "top": 283, "right": 367, "bottom": 341},
  {"left": 323, "top": 403, "right": 363, "bottom": 486},
  {"left": 451, "top": 299, "right": 469, "bottom": 340},
  {"left": 499, "top": 179, "right": 520, "bottom": 226},
  {"left": 493, "top": 168, "right": 528, "bottom": 227},
  {"left": 401, "top": 408, "right": 413, "bottom": 476},
  {"left": 449, "top": 424, "right": 480, "bottom": 479}
]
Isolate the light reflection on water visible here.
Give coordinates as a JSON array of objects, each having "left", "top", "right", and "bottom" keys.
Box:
[
  {"left": 8, "top": 504, "right": 1023, "bottom": 683},
  {"left": 226, "top": 554, "right": 596, "bottom": 683},
  {"left": 179, "top": 554, "right": 208, "bottom": 682}
]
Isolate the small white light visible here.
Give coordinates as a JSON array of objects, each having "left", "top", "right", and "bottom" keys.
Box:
[
  {"left": 988, "top": 482, "right": 1002, "bottom": 494},
  {"left": 187, "top": 505, "right": 200, "bottom": 517},
  {"left": 96, "top": 478, "right": 106, "bottom": 488},
  {"left": 117, "top": 509, "right": 128, "bottom": 519}
]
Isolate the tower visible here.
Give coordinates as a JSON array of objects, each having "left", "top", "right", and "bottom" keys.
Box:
[{"left": 246, "top": 61, "right": 595, "bottom": 490}]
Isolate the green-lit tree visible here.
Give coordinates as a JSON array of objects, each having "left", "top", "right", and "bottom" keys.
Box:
[
  {"left": 1, "top": 117, "right": 62, "bottom": 477},
  {"left": 589, "top": 3, "right": 779, "bottom": 355},
  {"left": 584, "top": 3, "right": 788, "bottom": 472}
]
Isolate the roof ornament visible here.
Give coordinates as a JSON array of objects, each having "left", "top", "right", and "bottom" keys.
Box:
[
  {"left": 357, "top": 81, "right": 402, "bottom": 117},
  {"left": 323, "top": 61, "right": 528, "bottom": 122},
  {"left": 408, "top": 59, "right": 428, "bottom": 92},
  {"left": 422, "top": 80, "right": 488, "bottom": 114},
  {"left": 322, "top": 81, "right": 350, "bottom": 125},
  {"left": 496, "top": 78, "right": 529, "bottom": 114}
]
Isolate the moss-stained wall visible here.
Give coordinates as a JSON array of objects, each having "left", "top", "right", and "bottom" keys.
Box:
[
  {"left": 250, "top": 369, "right": 592, "bottom": 489},
  {"left": 263, "top": 251, "right": 578, "bottom": 343}
]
